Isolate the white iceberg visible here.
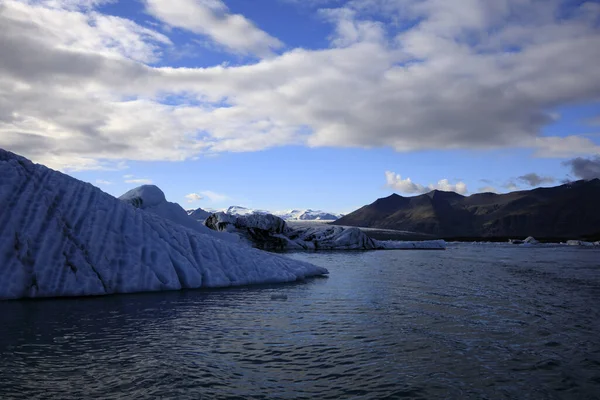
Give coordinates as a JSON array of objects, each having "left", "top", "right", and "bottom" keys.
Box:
[
  {"left": 0, "top": 149, "right": 327, "bottom": 300},
  {"left": 205, "top": 212, "right": 446, "bottom": 250},
  {"left": 287, "top": 225, "right": 379, "bottom": 250},
  {"left": 509, "top": 236, "right": 539, "bottom": 245},
  {"left": 566, "top": 240, "right": 596, "bottom": 247},
  {"left": 375, "top": 239, "right": 447, "bottom": 250},
  {"left": 119, "top": 185, "right": 238, "bottom": 244}
]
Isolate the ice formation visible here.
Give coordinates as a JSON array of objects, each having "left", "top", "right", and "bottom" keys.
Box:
[
  {"left": 119, "top": 185, "right": 238, "bottom": 243},
  {"left": 0, "top": 149, "right": 327, "bottom": 300},
  {"left": 205, "top": 212, "right": 446, "bottom": 250},
  {"left": 566, "top": 240, "right": 598, "bottom": 247}
]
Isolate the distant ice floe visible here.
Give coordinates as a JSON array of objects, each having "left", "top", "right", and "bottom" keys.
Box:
[
  {"left": 566, "top": 240, "right": 599, "bottom": 247},
  {"left": 471, "top": 237, "right": 600, "bottom": 247},
  {"left": 0, "top": 149, "right": 327, "bottom": 300},
  {"left": 205, "top": 212, "right": 446, "bottom": 250}
]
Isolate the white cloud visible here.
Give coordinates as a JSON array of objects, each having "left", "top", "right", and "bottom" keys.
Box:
[
  {"left": 95, "top": 179, "right": 112, "bottom": 185},
  {"left": 199, "top": 190, "right": 229, "bottom": 202},
  {"left": 124, "top": 178, "right": 152, "bottom": 184},
  {"left": 1, "top": 0, "right": 600, "bottom": 171},
  {"left": 144, "top": 0, "right": 282, "bottom": 57},
  {"left": 434, "top": 179, "right": 468, "bottom": 195},
  {"left": 534, "top": 136, "right": 600, "bottom": 158},
  {"left": 384, "top": 171, "right": 425, "bottom": 193},
  {"left": 385, "top": 171, "right": 468, "bottom": 195},
  {"left": 184, "top": 192, "right": 203, "bottom": 203}
]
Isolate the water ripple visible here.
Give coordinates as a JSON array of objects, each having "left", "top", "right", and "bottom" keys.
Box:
[{"left": 0, "top": 244, "right": 599, "bottom": 399}]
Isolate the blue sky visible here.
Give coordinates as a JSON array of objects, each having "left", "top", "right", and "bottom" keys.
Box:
[{"left": 1, "top": 0, "right": 600, "bottom": 213}]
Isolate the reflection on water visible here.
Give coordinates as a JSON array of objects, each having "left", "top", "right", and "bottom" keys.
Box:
[{"left": 1, "top": 244, "right": 599, "bottom": 399}]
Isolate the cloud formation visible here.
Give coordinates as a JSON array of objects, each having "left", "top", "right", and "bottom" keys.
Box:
[
  {"left": 385, "top": 171, "right": 468, "bottom": 195},
  {"left": 95, "top": 179, "right": 112, "bottom": 185},
  {"left": 184, "top": 192, "right": 203, "bottom": 203},
  {"left": 563, "top": 156, "right": 600, "bottom": 180},
  {"left": 1, "top": 0, "right": 600, "bottom": 170},
  {"left": 123, "top": 174, "right": 153, "bottom": 184},
  {"left": 144, "top": 0, "right": 283, "bottom": 57},
  {"left": 199, "top": 190, "right": 229, "bottom": 202},
  {"left": 517, "top": 173, "right": 555, "bottom": 187}
]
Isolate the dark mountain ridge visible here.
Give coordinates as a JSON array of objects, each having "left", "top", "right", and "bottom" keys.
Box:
[{"left": 333, "top": 179, "right": 600, "bottom": 239}]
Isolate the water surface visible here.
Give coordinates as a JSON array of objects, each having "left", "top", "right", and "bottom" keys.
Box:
[{"left": 1, "top": 244, "right": 599, "bottom": 399}]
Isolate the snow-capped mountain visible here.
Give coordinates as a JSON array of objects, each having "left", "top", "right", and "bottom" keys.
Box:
[
  {"left": 226, "top": 205, "right": 270, "bottom": 216},
  {"left": 0, "top": 149, "right": 327, "bottom": 300},
  {"left": 186, "top": 207, "right": 211, "bottom": 221},
  {"left": 210, "top": 206, "right": 343, "bottom": 221},
  {"left": 275, "top": 209, "right": 344, "bottom": 221}
]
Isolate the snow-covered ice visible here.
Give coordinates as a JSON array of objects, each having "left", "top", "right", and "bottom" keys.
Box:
[
  {"left": 566, "top": 240, "right": 597, "bottom": 247},
  {"left": 0, "top": 149, "right": 327, "bottom": 300},
  {"left": 205, "top": 212, "right": 446, "bottom": 250},
  {"left": 119, "top": 185, "right": 238, "bottom": 244},
  {"left": 375, "top": 240, "right": 447, "bottom": 250}
]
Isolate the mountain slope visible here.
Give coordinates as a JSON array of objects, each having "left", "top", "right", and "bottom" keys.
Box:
[
  {"left": 0, "top": 149, "right": 327, "bottom": 300},
  {"left": 334, "top": 181, "right": 600, "bottom": 238},
  {"left": 186, "top": 207, "right": 211, "bottom": 221}
]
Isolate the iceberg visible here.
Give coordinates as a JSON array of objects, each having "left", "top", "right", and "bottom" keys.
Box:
[
  {"left": 205, "top": 212, "right": 446, "bottom": 250},
  {"left": 375, "top": 239, "right": 447, "bottom": 250},
  {"left": 119, "top": 185, "right": 238, "bottom": 244},
  {"left": 566, "top": 240, "right": 597, "bottom": 247},
  {"left": 0, "top": 149, "right": 327, "bottom": 300},
  {"left": 509, "top": 236, "right": 539, "bottom": 245}
]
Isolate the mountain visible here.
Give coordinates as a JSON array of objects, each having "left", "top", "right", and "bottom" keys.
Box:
[
  {"left": 226, "top": 205, "right": 270, "bottom": 216},
  {"left": 213, "top": 206, "right": 343, "bottom": 221},
  {"left": 276, "top": 209, "right": 344, "bottom": 221},
  {"left": 0, "top": 149, "right": 327, "bottom": 300},
  {"left": 187, "top": 207, "right": 211, "bottom": 221},
  {"left": 334, "top": 180, "right": 600, "bottom": 238}
]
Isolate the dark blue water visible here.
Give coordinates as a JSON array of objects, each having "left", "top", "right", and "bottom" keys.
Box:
[{"left": 1, "top": 244, "right": 599, "bottom": 399}]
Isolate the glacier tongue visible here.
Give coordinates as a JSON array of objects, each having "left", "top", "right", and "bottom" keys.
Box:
[{"left": 0, "top": 149, "right": 327, "bottom": 300}]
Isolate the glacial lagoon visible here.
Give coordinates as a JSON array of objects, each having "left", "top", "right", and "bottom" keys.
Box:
[{"left": 1, "top": 244, "right": 599, "bottom": 399}]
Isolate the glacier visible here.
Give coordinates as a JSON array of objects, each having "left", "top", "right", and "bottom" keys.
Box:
[
  {"left": 205, "top": 212, "right": 446, "bottom": 250},
  {"left": 0, "top": 149, "right": 328, "bottom": 300}
]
